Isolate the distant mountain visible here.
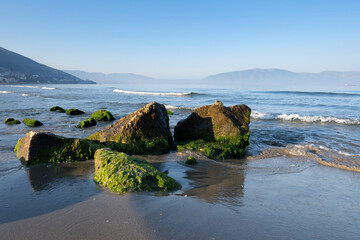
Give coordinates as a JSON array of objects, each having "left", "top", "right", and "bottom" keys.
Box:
[
  {"left": 203, "top": 68, "right": 360, "bottom": 87},
  {"left": 0, "top": 47, "right": 95, "bottom": 84},
  {"left": 64, "top": 70, "right": 155, "bottom": 84}
]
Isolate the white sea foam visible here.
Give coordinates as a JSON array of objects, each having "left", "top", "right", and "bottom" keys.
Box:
[
  {"left": 41, "top": 87, "right": 55, "bottom": 90},
  {"left": 9, "top": 85, "right": 39, "bottom": 89},
  {"left": 164, "top": 104, "right": 195, "bottom": 110},
  {"left": 277, "top": 113, "right": 360, "bottom": 125},
  {"left": 22, "top": 93, "right": 30, "bottom": 96},
  {"left": 251, "top": 111, "right": 268, "bottom": 119},
  {"left": 113, "top": 89, "right": 192, "bottom": 96},
  {"left": 0, "top": 91, "right": 12, "bottom": 94}
]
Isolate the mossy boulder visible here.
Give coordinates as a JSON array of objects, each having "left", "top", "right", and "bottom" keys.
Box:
[
  {"left": 14, "top": 131, "right": 104, "bottom": 165},
  {"left": 49, "top": 106, "right": 65, "bottom": 113},
  {"left": 4, "top": 118, "right": 21, "bottom": 125},
  {"left": 66, "top": 108, "right": 85, "bottom": 115},
  {"left": 88, "top": 102, "right": 173, "bottom": 155},
  {"left": 94, "top": 148, "right": 181, "bottom": 193},
  {"left": 77, "top": 118, "right": 97, "bottom": 128},
  {"left": 185, "top": 156, "right": 197, "bottom": 165},
  {"left": 23, "top": 118, "right": 43, "bottom": 127},
  {"left": 177, "top": 140, "right": 245, "bottom": 160},
  {"left": 91, "top": 110, "right": 115, "bottom": 121},
  {"left": 174, "top": 100, "right": 250, "bottom": 159}
]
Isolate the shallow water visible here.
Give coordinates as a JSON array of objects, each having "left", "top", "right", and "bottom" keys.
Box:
[{"left": 1, "top": 83, "right": 360, "bottom": 239}]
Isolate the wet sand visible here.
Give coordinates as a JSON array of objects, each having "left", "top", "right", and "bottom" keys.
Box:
[{"left": 1, "top": 152, "right": 360, "bottom": 240}]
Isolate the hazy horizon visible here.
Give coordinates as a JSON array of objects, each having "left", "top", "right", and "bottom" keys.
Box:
[{"left": 1, "top": 0, "right": 360, "bottom": 79}]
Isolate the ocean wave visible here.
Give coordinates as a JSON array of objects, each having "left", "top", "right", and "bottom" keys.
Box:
[
  {"left": 9, "top": 85, "right": 39, "bottom": 89},
  {"left": 277, "top": 113, "right": 360, "bottom": 125},
  {"left": 42, "top": 87, "right": 56, "bottom": 90},
  {"left": 164, "top": 104, "right": 195, "bottom": 110},
  {"left": 251, "top": 111, "right": 268, "bottom": 119},
  {"left": 261, "top": 90, "right": 360, "bottom": 97},
  {"left": 0, "top": 91, "right": 12, "bottom": 94},
  {"left": 113, "top": 89, "right": 194, "bottom": 96},
  {"left": 22, "top": 93, "right": 30, "bottom": 96},
  {"left": 250, "top": 144, "right": 360, "bottom": 173}
]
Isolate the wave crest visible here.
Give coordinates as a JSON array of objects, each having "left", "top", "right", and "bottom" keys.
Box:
[
  {"left": 113, "top": 89, "right": 194, "bottom": 96},
  {"left": 277, "top": 113, "right": 360, "bottom": 125}
]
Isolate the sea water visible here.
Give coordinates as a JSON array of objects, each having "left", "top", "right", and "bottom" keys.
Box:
[{"left": 0, "top": 83, "right": 360, "bottom": 239}]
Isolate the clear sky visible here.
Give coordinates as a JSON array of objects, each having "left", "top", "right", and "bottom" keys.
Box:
[{"left": 1, "top": 0, "right": 359, "bottom": 79}]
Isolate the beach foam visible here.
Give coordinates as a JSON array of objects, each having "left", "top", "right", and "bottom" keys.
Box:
[
  {"left": 113, "top": 89, "right": 193, "bottom": 96},
  {"left": 277, "top": 113, "right": 360, "bottom": 125},
  {"left": 0, "top": 91, "right": 12, "bottom": 94}
]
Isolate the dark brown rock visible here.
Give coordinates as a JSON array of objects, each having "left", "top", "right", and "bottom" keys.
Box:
[
  {"left": 88, "top": 102, "right": 172, "bottom": 154},
  {"left": 15, "top": 131, "right": 103, "bottom": 165},
  {"left": 174, "top": 100, "right": 251, "bottom": 148}
]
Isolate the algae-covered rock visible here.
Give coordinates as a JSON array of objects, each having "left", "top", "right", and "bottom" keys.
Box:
[
  {"left": 94, "top": 148, "right": 181, "bottom": 193},
  {"left": 49, "top": 106, "right": 65, "bottom": 113},
  {"left": 14, "top": 131, "right": 104, "bottom": 165},
  {"left": 178, "top": 140, "right": 245, "bottom": 160},
  {"left": 88, "top": 102, "right": 173, "bottom": 155},
  {"left": 66, "top": 108, "right": 85, "bottom": 115},
  {"left": 23, "top": 118, "right": 43, "bottom": 127},
  {"left": 185, "top": 156, "right": 197, "bottom": 165},
  {"left": 91, "top": 110, "right": 115, "bottom": 121},
  {"left": 4, "top": 118, "right": 21, "bottom": 125},
  {"left": 167, "top": 110, "right": 173, "bottom": 115},
  {"left": 77, "top": 118, "right": 97, "bottom": 128},
  {"left": 174, "top": 100, "right": 250, "bottom": 159}
]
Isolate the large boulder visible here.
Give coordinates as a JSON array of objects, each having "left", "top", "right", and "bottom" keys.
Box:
[
  {"left": 94, "top": 148, "right": 181, "bottom": 193},
  {"left": 174, "top": 100, "right": 251, "bottom": 159},
  {"left": 15, "top": 131, "right": 103, "bottom": 165},
  {"left": 88, "top": 102, "right": 172, "bottom": 154}
]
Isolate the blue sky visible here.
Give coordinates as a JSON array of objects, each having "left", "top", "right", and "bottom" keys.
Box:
[{"left": 1, "top": 0, "right": 359, "bottom": 79}]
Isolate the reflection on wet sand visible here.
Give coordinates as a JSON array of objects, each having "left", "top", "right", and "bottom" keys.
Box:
[
  {"left": 26, "top": 161, "right": 95, "bottom": 192},
  {"left": 183, "top": 161, "right": 245, "bottom": 208}
]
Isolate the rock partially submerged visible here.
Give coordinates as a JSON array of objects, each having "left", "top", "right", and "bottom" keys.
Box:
[
  {"left": 23, "top": 118, "right": 43, "bottom": 127},
  {"left": 185, "top": 156, "right": 197, "bottom": 165},
  {"left": 94, "top": 148, "right": 181, "bottom": 193},
  {"left": 66, "top": 108, "right": 85, "bottom": 115},
  {"left": 49, "top": 106, "right": 65, "bottom": 113},
  {"left": 92, "top": 110, "right": 115, "bottom": 121},
  {"left": 77, "top": 118, "right": 97, "bottom": 128},
  {"left": 175, "top": 100, "right": 251, "bottom": 159},
  {"left": 15, "top": 131, "right": 103, "bottom": 165},
  {"left": 4, "top": 118, "right": 20, "bottom": 125},
  {"left": 88, "top": 102, "right": 172, "bottom": 154}
]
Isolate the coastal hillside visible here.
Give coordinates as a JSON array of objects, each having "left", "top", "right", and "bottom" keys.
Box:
[
  {"left": 0, "top": 47, "right": 95, "bottom": 84},
  {"left": 203, "top": 68, "right": 360, "bottom": 87}
]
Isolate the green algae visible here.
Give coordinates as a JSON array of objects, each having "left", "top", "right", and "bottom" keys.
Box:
[
  {"left": 95, "top": 137, "right": 171, "bottom": 155},
  {"left": 91, "top": 110, "right": 115, "bottom": 121},
  {"left": 77, "top": 118, "right": 97, "bottom": 128},
  {"left": 23, "top": 118, "right": 43, "bottom": 127},
  {"left": 167, "top": 110, "right": 173, "bottom": 115},
  {"left": 94, "top": 148, "right": 181, "bottom": 193},
  {"left": 4, "top": 118, "right": 20, "bottom": 125},
  {"left": 66, "top": 108, "right": 85, "bottom": 115},
  {"left": 27, "top": 139, "right": 104, "bottom": 165},
  {"left": 215, "top": 132, "right": 250, "bottom": 149},
  {"left": 49, "top": 106, "right": 65, "bottom": 113},
  {"left": 185, "top": 156, "right": 197, "bottom": 165},
  {"left": 177, "top": 140, "right": 245, "bottom": 160}
]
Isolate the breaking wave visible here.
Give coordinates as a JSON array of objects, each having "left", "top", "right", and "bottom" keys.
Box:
[
  {"left": 0, "top": 91, "right": 12, "bottom": 94},
  {"left": 277, "top": 114, "right": 360, "bottom": 125},
  {"left": 41, "top": 87, "right": 56, "bottom": 90},
  {"left": 113, "top": 89, "right": 196, "bottom": 96},
  {"left": 164, "top": 104, "right": 195, "bottom": 110},
  {"left": 250, "top": 111, "right": 360, "bottom": 125}
]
